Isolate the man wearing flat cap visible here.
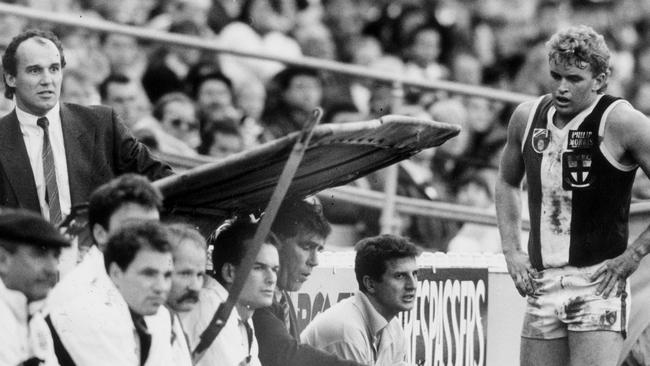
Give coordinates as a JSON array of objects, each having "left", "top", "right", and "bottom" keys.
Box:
[{"left": 0, "top": 208, "right": 70, "bottom": 366}]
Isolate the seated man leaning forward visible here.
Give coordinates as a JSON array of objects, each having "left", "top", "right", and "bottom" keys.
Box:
[
  {"left": 46, "top": 221, "right": 183, "bottom": 366},
  {"left": 301, "top": 234, "right": 420, "bottom": 365},
  {"left": 180, "top": 217, "right": 280, "bottom": 366}
]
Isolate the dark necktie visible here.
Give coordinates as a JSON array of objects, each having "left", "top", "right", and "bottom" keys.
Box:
[
  {"left": 130, "top": 312, "right": 152, "bottom": 366},
  {"left": 278, "top": 291, "right": 292, "bottom": 332},
  {"left": 36, "top": 117, "right": 62, "bottom": 225},
  {"left": 243, "top": 319, "right": 253, "bottom": 364}
]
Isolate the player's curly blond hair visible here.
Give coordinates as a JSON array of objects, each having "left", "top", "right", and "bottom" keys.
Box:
[{"left": 546, "top": 25, "right": 611, "bottom": 79}]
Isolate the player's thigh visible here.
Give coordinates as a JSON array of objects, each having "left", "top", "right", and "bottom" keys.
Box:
[
  {"left": 568, "top": 330, "right": 623, "bottom": 366},
  {"left": 521, "top": 337, "right": 569, "bottom": 366}
]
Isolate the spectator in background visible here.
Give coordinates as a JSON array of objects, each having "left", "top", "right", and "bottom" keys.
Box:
[
  {"left": 261, "top": 66, "right": 323, "bottom": 139},
  {"left": 55, "top": 21, "right": 110, "bottom": 86},
  {"left": 99, "top": 73, "right": 150, "bottom": 129},
  {"left": 293, "top": 22, "right": 351, "bottom": 112},
  {"left": 447, "top": 169, "right": 502, "bottom": 253},
  {"left": 348, "top": 36, "right": 384, "bottom": 116},
  {"left": 233, "top": 75, "right": 266, "bottom": 148},
  {"left": 191, "top": 71, "right": 242, "bottom": 134},
  {"left": 0, "top": 209, "right": 70, "bottom": 366},
  {"left": 147, "top": 0, "right": 214, "bottom": 35},
  {"left": 239, "top": 0, "right": 296, "bottom": 36},
  {"left": 142, "top": 20, "right": 205, "bottom": 103},
  {"left": 450, "top": 50, "right": 484, "bottom": 86},
  {"left": 134, "top": 92, "right": 201, "bottom": 156},
  {"left": 402, "top": 24, "right": 449, "bottom": 83},
  {"left": 61, "top": 67, "right": 101, "bottom": 105},
  {"left": 100, "top": 33, "right": 149, "bottom": 81},
  {"left": 197, "top": 121, "right": 246, "bottom": 158}
]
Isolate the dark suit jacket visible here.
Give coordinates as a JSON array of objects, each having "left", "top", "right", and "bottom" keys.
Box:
[
  {"left": 253, "top": 297, "right": 365, "bottom": 366},
  {"left": 0, "top": 103, "right": 173, "bottom": 212}
]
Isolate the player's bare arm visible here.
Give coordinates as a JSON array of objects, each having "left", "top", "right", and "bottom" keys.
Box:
[
  {"left": 592, "top": 103, "right": 650, "bottom": 297},
  {"left": 496, "top": 100, "right": 537, "bottom": 297}
]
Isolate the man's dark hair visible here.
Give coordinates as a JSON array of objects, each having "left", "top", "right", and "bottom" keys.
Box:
[
  {"left": 354, "top": 234, "right": 421, "bottom": 292},
  {"left": 152, "top": 91, "right": 194, "bottom": 121},
  {"left": 210, "top": 217, "right": 278, "bottom": 286},
  {"left": 88, "top": 174, "right": 163, "bottom": 233},
  {"left": 271, "top": 198, "right": 331, "bottom": 242},
  {"left": 2, "top": 29, "right": 67, "bottom": 99},
  {"left": 272, "top": 66, "right": 321, "bottom": 91},
  {"left": 98, "top": 73, "right": 132, "bottom": 101},
  {"left": 190, "top": 71, "right": 233, "bottom": 99},
  {"left": 104, "top": 221, "right": 172, "bottom": 272}
]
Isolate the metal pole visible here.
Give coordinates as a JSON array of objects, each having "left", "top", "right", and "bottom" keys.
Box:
[{"left": 379, "top": 81, "right": 404, "bottom": 234}]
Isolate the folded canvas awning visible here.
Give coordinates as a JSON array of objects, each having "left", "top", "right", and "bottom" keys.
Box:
[{"left": 154, "top": 115, "right": 460, "bottom": 221}]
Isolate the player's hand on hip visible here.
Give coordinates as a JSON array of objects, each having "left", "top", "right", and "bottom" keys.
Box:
[
  {"left": 504, "top": 250, "right": 537, "bottom": 297},
  {"left": 591, "top": 250, "right": 640, "bottom": 298}
]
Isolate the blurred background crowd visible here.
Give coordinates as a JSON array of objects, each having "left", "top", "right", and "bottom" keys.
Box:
[{"left": 1, "top": 0, "right": 649, "bottom": 253}]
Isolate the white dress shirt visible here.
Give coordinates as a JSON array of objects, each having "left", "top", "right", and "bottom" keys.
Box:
[
  {"left": 16, "top": 103, "right": 71, "bottom": 221},
  {"left": 0, "top": 279, "right": 60, "bottom": 366},
  {"left": 301, "top": 291, "right": 409, "bottom": 366},
  {"left": 47, "top": 260, "right": 186, "bottom": 366},
  {"left": 180, "top": 276, "right": 261, "bottom": 366}
]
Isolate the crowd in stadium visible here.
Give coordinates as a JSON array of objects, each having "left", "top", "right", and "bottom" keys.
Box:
[
  {"left": 4, "top": 1, "right": 650, "bottom": 366},
  {"left": 0, "top": 0, "right": 649, "bottom": 252}
]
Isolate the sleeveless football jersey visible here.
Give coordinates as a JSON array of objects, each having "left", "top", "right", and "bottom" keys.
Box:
[{"left": 521, "top": 94, "right": 637, "bottom": 270}]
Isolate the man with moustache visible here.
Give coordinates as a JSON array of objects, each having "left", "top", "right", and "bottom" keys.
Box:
[
  {"left": 164, "top": 223, "right": 207, "bottom": 364},
  {"left": 0, "top": 29, "right": 172, "bottom": 225},
  {"left": 301, "top": 234, "right": 420, "bottom": 365},
  {"left": 181, "top": 218, "right": 280, "bottom": 366},
  {"left": 0, "top": 209, "right": 70, "bottom": 366},
  {"left": 253, "top": 198, "right": 365, "bottom": 366},
  {"left": 495, "top": 25, "right": 650, "bottom": 366}
]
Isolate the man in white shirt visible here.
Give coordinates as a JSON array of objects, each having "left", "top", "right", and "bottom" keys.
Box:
[
  {"left": 181, "top": 218, "right": 280, "bottom": 366},
  {"left": 46, "top": 221, "right": 180, "bottom": 366},
  {"left": 165, "top": 223, "right": 208, "bottom": 366},
  {"left": 0, "top": 208, "right": 70, "bottom": 366},
  {"left": 301, "top": 234, "right": 420, "bottom": 366}
]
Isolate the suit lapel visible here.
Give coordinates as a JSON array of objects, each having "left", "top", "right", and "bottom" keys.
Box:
[
  {"left": 0, "top": 110, "right": 40, "bottom": 211},
  {"left": 60, "top": 104, "right": 93, "bottom": 206}
]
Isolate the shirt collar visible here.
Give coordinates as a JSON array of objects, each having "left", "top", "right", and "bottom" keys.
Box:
[
  {"left": 15, "top": 102, "right": 61, "bottom": 128},
  {"left": 0, "top": 277, "right": 29, "bottom": 323},
  {"left": 354, "top": 291, "right": 389, "bottom": 338}
]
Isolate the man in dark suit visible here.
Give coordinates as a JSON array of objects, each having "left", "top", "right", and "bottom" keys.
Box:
[
  {"left": 252, "top": 198, "right": 363, "bottom": 366},
  {"left": 0, "top": 29, "right": 172, "bottom": 224}
]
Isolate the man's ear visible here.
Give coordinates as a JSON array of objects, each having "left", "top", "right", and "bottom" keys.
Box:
[
  {"left": 108, "top": 262, "right": 123, "bottom": 283},
  {"left": 592, "top": 72, "right": 607, "bottom": 92},
  {"left": 4, "top": 73, "right": 15, "bottom": 89},
  {"left": 92, "top": 223, "right": 109, "bottom": 250},
  {"left": 362, "top": 275, "right": 376, "bottom": 294},
  {"left": 221, "top": 263, "right": 236, "bottom": 285}
]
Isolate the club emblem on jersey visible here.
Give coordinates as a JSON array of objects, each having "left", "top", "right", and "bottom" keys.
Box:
[
  {"left": 562, "top": 151, "right": 594, "bottom": 189},
  {"left": 567, "top": 130, "right": 594, "bottom": 150},
  {"left": 532, "top": 128, "right": 550, "bottom": 153}
]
